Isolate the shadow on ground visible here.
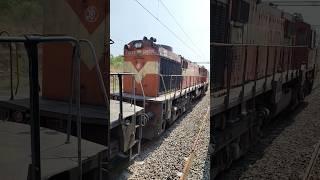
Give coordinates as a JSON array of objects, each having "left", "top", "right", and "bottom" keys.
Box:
[{"left": 216, "top": 101, "right": 309, "bottom": 180}]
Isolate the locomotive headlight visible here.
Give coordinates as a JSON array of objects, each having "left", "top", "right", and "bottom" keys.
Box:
[
  {"left": 134, "top": 42, "right": 142, "bottom": 49},
  {"left": 136, "top": 49, "right": 142, "bottom": 56},
  {"left": 136, "top": 62, "right": 142, "bottom": 69}
]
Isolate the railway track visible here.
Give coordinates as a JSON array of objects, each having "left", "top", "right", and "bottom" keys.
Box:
[
  {"left": 118, "top": 92, "right": 210, "bottom": 180},
  {"left": 303, "top": 139, "right": 320, "bottom": 180},
  {"left": 215, "top": 87, "right": 320, "bottom": 179},
  {"left": 180, "top": 108, "right": 210, "bottom": 180}
]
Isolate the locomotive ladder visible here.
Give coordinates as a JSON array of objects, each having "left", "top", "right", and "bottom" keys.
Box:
[{"left": 109, "top": 73, "right": 143, "bottom": 160}]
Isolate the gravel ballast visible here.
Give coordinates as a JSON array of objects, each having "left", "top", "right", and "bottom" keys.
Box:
[
  {"left": 219, "top": 87, "right": 320, "bottom": 179},
  {"left": 120, "top": 92, "right": 210, "bottom": 180}
]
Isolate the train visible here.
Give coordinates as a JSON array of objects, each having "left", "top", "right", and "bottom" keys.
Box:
[
  {"left": 111, "top": 36, "right": 209, "bottom": 139},
  {"left": 0, "top": 0, "right": 208, "bottom": 179},
  {"left": 211, "top": 0, "right": 319, "bottom": 178}
]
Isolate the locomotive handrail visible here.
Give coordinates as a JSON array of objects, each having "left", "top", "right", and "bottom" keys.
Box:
[
  {"left": 158, "top": 74, "right": 208, "bottom": 99},
  {"left": 0, "top": 31, "right": 17, "bottom": 101},
  {"left": 159, "top": 74, "right": 207, "bottom": 77},
  {"left": 110, "top": 72, "right": 146, "bottom": 124},
  {"left": 110, "top": 72, "right": 136, "bottom": 75},
  {"left": 78, "top": 39, "right": 111, "bottom": 163},
  {"left": 211, "top": 42, "right": 308, "bottom": 48},
  {"left": 160, "top": 75, "right": 168, "bottom": 101},
  {"left": 80, "top": 39, "right": 109, "bottom": 109},
  {"left": 0, "top": 35, "right": 83, "bottom": 180},
  {"left": 110, "top": 72, "right": 145, "bottom": 156},
  {"left": 212, "top": 40, "right": 304, "bottom": 112}
]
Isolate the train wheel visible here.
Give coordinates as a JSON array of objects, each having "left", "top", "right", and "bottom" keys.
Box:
[
  {"left": 12, "top": 111, "right": 24, "bottom": 122},
  {"left": 230, "top": 138, "right": 241, "bottom": 160},
  {"left": 161, "top": 120, "right": 167, "bottom": 132},
  {"left": 0, "top": 109, "right": 9, "bottom": 121},
  {"left": 224, "top": 145, "right": 233, "bottom": 169}
]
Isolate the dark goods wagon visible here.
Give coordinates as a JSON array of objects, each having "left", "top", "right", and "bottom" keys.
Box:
[
  {"left": 210, "top": 0, "right": 318, "bottom": 178},
  {"left": 211, "top": 0, "right": 229, "bottom": 91}
]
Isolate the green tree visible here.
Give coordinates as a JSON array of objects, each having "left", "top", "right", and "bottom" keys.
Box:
[{"left": 110, "top": 54, "right": 124, "bottom": 70}]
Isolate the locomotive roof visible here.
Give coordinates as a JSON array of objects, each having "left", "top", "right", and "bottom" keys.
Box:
[
  {"left": 126, "top": 37, "right": 206, "bottom": 69},
  {"left": 260, "top": 1, "right": 310, "bottom": 25}
]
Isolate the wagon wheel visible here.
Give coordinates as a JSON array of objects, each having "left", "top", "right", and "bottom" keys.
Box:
[
  {"left": 161, "top": 119, "right": 167, "bottom": 133},
  {"left": 12, "top": 111, "right": 24, "bottom": 123},
  {"left": 0, "top": 109, "right": 10, "bottom": 121}
]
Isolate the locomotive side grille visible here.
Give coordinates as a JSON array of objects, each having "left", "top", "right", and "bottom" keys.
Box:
[
  {"left": 211, "top": 0, "right": 229, "bottom": 91},
  {"left": 231, "top": 0, "right": 249, "bottom": 23},
  {"left": 211, "top": 1, "right": 228, "bottom": 43},
  {"left": 159, "top": 57, "right": 182, "bottom": 94}
]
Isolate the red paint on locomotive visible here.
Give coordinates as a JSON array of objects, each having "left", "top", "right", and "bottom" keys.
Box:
[
  {"left": 213, "top": 1, "right": 316, "bottom": 91},
  {"left": 123, "top": 37, "right": 208, "bottom": 97},
  {"left": 42, "top": 0, "right": 109, "bottom": 106},
  {"left": 123, "top": 38, "right": 161, "bottom": 97}
]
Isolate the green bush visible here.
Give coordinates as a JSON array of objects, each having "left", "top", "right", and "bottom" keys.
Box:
[{"left": 110, "top": 54, "right": 124, "bottom": 68}]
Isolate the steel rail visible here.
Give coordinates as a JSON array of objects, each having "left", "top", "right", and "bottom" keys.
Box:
[
  {"left": 180, "top": 108, "right": 210, "bottom": 180},
  {"left": 303, "top": 140, "right": 320, "bottom": 180}
]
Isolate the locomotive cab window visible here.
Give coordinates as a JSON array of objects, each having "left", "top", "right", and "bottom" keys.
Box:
[{"left": 134, "top": 41, "right": 143, "bottom": 49}]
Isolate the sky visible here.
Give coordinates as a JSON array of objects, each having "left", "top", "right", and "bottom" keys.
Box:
[{"left": 110, "top": 0, "right": 210, "bottom": 70}]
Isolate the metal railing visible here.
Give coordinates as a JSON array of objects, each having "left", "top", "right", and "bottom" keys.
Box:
[
  {"left": 158, "top": 74, "right": 208, "bottom": 100},
  {"left": 0, "top": 31, "right": 22, "bottom": 100},
  {"left": 110, "top": 72, "right": 145, "bottom": 159},
  {"left": 110, "top": 73, "right": 140, "bottom": 123},
  {"left": 0, "top": 35, "right": 88, "bottom": 180}
]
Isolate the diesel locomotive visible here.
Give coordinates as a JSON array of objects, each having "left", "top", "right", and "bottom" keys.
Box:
[
  {"left": 211, "top": 0, "right": 319, "bottom": 178},
  {"left": 112, "top": 37, "right": 209, "bottom": 139}
]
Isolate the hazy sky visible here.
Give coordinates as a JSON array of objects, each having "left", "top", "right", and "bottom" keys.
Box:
[{"left": 110, "top": 0, "right": 210, "bottom": 70}]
